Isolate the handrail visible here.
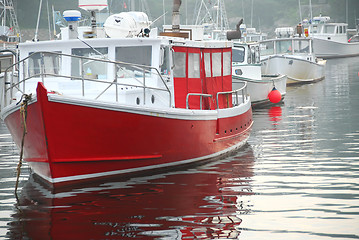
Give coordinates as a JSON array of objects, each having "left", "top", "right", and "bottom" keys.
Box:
[
  {"left": 216, "top": 81, "right": 248, "bottom": 109},
  {"left": 3, "top": 51, "right": 172, "bottom": 107},
  {"left": 185, "top": 93, "right": 212, "bottom": 110}
]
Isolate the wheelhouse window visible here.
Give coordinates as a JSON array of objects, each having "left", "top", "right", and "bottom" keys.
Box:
[
  {"left": 173, "top": 51, "right": 186, "bottom": 78},
  {"left": 324, "top": 25, "right": 335, "bottom": 34},
  {"left": 276, "top": 40, "right": 292, "bottom": 54},
  {"left": 212, "top": 52, "right": 222, "bottom": 77},
  {"left": 232, "top": 47, "right": 245, "bottom": 63},
  {"left": 71, "top": 47, "right": 108, "bottom": 79},
  {"left": 188, "top": 53, "right": 200, "bottom": 78},
  {"left": 204, "top": 52, "right": 211, "bottom": 77},
  {"left": 160, "top": 46, "right": 170, "bottom": 75},
  {"left": 260, "top": 41, "right": 274, "bottom": 56},
  {"left": 28, "top": 52, "right": 61, "bottom": 76},
  {"left": 223, "top": 51, "right": 231, "bottom": 76},
  {"left": 293, "top": 40, "right": 310, "bottom": 53}
]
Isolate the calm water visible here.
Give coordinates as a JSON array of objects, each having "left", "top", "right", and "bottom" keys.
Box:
[{"left": 1, "top": 57, "right": 359, "bottom": 239}]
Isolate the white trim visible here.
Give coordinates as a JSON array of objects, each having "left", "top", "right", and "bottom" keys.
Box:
[
  {"left": 48, "top": 94, "right": 220, "bottom": 121},
  {"left": 38, "top": 135, "right": 250, "bottom": 184}
]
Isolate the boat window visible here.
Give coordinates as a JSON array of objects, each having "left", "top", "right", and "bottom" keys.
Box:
[
  {"left": 204, "top": 52, "right": 211, "bottom": 77},
  {"left": 260, "top": 41, "right": 274, "bottom": 56},
  {"left": 223, "top": 51, "right": 231, "bottom": 76},
  {"left": 0, "top": 56, "right": 13, "bottom": 73},
  {"left": 116, "top": 46, "right": 151, "bottom": 67},
  {"left": 115, "top": 46, "right": 152, "bottom": 78},
  {"left": 324, "top": 25, "right": 335, "bottom": 34},
  {"left": 276, "top": 40, "right": 292, "bottom": 54},
  {"left": 173, "top": 51, "right": 186, "bottom": 78},
  {"left": 232, "top": 47, "right": 245, "bottom": 63},
  {"left": 343, "top": 26, "right": 346, "bottom": 33},
  {"left": 72, "top": 47, "right": 108, "bottom": 79},
  {"left": 188, "top": 53, "right": 200, "bottom": 78},
  {"left": 293, "top": 40, "right": 310, "bottom": 53},
  {"left": 212, "top": 52, "right": 222, "bottom": 77},
  {"left": 160, "top": 46, "right": 170, "bottom": 75},
  {"left": 28, "top": 52, "right": 61, "bottom": 76}
]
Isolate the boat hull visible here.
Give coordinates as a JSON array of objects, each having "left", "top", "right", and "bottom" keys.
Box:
[
  {"left": 2, "top": 83, "right": 252, "bottom": 186},
  {"left": 232, "top": 74, "right": 287, "bottom": 107},
  {"left": 261, "top": 55, "right": 326, "bottom": 85},
  {"left": 313, "top": 38, "right": 359, "bottom": 59}
]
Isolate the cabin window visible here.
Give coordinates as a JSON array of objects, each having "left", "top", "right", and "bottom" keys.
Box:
[
  {"left": 204, "top": 52, "right": 211, "bottom": 77},
  {"left": 160, "top": 46, "right": 170, "bottom": 75},
  {"left": 0, "top": 56, "right": 13, "bottom": 73},
  {"left": 293, "top": 40, "right": 310, "bottom": 53},
  {"left": 343, "top": 26, "right": 346, "bottom": 33},
  {"left": 223, "top": 51, "right": 231, "bottom": 76},
  {"left": 173, "top": 51, "right": 186, "bottom": 78},
  {"left": 276, "top": 40, "right": 292, "bottom": 54},
  {"left": 338, "top": 26, "right": 342, "bottom": 34},
  {"left": 188, "top": 53, "right": 200, "bottom": 78},
  {"left": 261, "top": 41, "right": 274, "bottom": 56},
  {"left": 324, "top": 25, "right": 335, "bottom": 34},
  {"left": 72, "top": 47, "right": 108, "bottom": 79},
  {"left": 232, "top": 47, "right": 245, "bottom": 63},
  {"left": 28, "top": 52, "right": 61, "bottom": 76},
  {"left": 212, "top": 52, "right": 222, "bottom": 77},
  {"left": 116, "top": 46, "right": 152, "bottom": 68}
]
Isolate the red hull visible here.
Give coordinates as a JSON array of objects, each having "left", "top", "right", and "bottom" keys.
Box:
[{"left": 3, "top": 83, "right": 252, "bottom": 186}]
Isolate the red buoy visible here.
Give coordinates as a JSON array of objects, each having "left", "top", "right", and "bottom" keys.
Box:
[{"left": 268, "top": 87, "right": 282, "bottom": 103}]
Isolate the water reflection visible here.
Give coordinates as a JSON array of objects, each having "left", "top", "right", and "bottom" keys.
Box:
[{"left": 8, "top": 146, "right": 254, "bottom": 239}]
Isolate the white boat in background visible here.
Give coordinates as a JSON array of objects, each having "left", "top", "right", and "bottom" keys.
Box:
[
  {"left": 240, "top": 24, "right": 268, "bottom": 42},
  {"left": 260, "top": 36, "right": 326, "bottom": 85},
  {"left": 302, "top": 15, "right": 359, "bottom": 58},
  {"left": 232, "top": 42, "right": 286, "bottom": 107}
]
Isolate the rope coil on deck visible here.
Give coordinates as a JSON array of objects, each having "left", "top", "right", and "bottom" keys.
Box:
[{"left": 15, "top": 94, "right": 32, "bottom": 198}]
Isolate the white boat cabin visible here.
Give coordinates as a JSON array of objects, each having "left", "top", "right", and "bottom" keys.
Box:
[
  {"left": 302, "top": 16, "right": 348, "bottom": 43},
  {"left": 260, "top": 38, "right": 315, "bottom": 62},
  {"left": 8, "top": 33, "right": 235, "bottom": 111}
]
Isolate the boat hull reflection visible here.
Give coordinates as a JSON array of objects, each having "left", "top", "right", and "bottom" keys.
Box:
[{"left": 9, "top": 146, "right": 254, "bottom": 239}]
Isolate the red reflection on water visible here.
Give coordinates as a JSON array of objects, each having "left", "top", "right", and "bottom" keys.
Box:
[
  {"left": 268, "top": 106, "right": 282, "bottom": 124},
  {"left": 9, "top": 148, "right": 254, "bottom": 239}
]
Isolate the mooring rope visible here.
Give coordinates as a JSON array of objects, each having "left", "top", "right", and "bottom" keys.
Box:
[{"left": 15, "top": 94, "right": 32, "bottom": 199}]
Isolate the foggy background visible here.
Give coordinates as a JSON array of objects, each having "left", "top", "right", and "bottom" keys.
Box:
[{"left": 12, "top": 0, "right": 359, "bottom": 41}]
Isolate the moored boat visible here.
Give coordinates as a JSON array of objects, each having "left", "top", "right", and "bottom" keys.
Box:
[
  {"left": 232, "top": 41, "right": 286, "bottom": 107},
  {"left": 260, "top": 36, "right": 326, "bottom": 85},
  {"left": 302, "top": 15, "right": 359, "bottom": 58},
  {"left": 0, "top": 1, "right": 252, "bottom": 187}
]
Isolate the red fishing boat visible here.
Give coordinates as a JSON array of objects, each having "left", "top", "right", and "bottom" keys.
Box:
[{"left": 0, "top": 1, "right": 252, "bottom": 187}]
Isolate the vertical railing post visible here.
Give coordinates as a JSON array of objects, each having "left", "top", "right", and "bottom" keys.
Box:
[
  {"left": 143, "top": 69, "right": 146, "bottom": 105},
  {"left": 114, "top": 63, "right": 118, "bottom": 102},
  {"left": 80, "top": 57, "right": 84, "bottom": 97},
  {"left": 40, "top": 53, "right": 45, "bottom": 84},
  {"left": 22, "top": 61, "right": 26, "bottom": 94}
]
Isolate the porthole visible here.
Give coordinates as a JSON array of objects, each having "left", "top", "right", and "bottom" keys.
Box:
[
  {"left": 151, "top": 95, "right": 155, "bottom": 104},
  {"left": 136, "top": 97, "right": 140, "bottom": 105}
]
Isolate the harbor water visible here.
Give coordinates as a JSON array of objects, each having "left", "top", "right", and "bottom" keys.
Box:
[{"left": 0, "top": 57, "right": 359, "bottom": 239}]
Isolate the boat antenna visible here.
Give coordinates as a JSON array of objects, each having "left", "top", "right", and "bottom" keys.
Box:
[
  {"left": 34, "top": 0, "right": 43, "bottom": 41},
  {"left": 298, "top": 0, "right": 302, "bottom": 22}
]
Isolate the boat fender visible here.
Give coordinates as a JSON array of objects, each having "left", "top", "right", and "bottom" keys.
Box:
[{"left": 268, "top": 87, "right": 282, "bottom": 103}]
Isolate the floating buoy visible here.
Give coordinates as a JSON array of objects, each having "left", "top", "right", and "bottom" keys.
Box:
[{"left": 268, "top": 87, "right": 282, "bottom": 103}]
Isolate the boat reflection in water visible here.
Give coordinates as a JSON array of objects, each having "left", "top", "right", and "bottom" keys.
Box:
[{"left": 8, "top": 146, "right": 254, "bottom": 239}]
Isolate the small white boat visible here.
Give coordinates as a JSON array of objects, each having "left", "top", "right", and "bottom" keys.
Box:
[
  {"left": 260, "top": 37, "right": 326, "bottom": 85},
  {"left": 302, "top": 15, "right": 359, "bottom": 58},
  {"left": 232, "top": 42, "right": 287, "bottom": 107}
]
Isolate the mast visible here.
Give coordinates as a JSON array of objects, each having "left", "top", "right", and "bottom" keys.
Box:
[{"left": 0, "top": 0, "right": 20, "bottom": 40}]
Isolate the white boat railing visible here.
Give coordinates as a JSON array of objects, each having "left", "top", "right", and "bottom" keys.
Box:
[
  {"left": 3, "top": 51, "right": 172, "bottom": 107},
  {"left": 216, "top": 82, "right": 248, "bottom": 109}
]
